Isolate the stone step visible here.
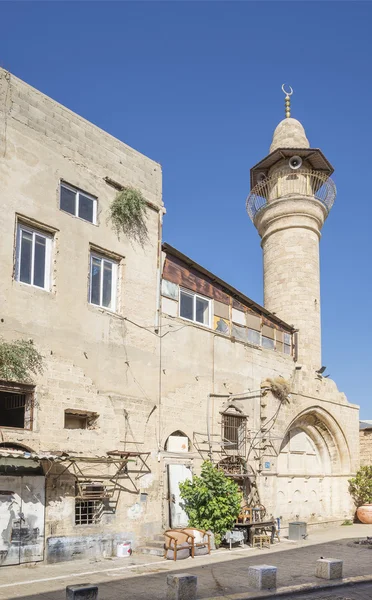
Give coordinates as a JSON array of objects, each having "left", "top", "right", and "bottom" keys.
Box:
[
  {"left": 136, "top": 545, "right": 164, "bottom": 557},
  {"left": 146, "top": 540, "right": 165, "bottom": 549}
]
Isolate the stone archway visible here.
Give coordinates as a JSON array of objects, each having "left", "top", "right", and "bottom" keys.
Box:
[{"left": 275, "top": 407, "right": 351, "bottom": 523}]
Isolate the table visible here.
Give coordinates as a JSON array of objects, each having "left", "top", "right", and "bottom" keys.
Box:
[
  {"left": 234, "top": 520, "right": 276, "bottom": 546},
  {"left": 223, "top": 529, "right": 245, "bottom": 550}
]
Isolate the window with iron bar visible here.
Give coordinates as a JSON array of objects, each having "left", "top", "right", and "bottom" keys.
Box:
[
  {"left": 222, "top": 412, "right": 247, "bottom": 456},
  {"left": 75, "top": 499, "right": 103, "bottom": 525},
  {"left": 0, "top": 385, "right": 34, "bottom": 430}
]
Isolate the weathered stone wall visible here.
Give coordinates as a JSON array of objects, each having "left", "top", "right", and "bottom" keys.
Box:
[
  {"left": 0, "top": 69, "right": 360, "bottom": 564},
  {"left": 160, "top": 271, "right": 359, "bottom": 529},
  {"left": 360, "top": 429, "right": 372, "bottom": 466},
  {"left": 0, "top": 68, "right": 163, "bottom": 558}
]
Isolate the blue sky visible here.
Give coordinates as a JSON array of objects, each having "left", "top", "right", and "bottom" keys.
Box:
[{"left": 1, "top": 2, "right": 371, "bottom": 416}]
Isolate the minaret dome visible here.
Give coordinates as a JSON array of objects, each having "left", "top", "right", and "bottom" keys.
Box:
[{"left": 270, "top": 117, "right": 310, "bottom": 152}]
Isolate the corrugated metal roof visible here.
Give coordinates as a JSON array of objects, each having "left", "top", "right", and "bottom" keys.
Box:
[{"left": 0, "top": 449, "right": 66, "bottom": 460}]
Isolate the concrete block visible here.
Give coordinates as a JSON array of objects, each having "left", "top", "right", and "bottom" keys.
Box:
[
  {"left": 166, "top": 574, "right": 197, "bottom": 600},
  {"left": 316, "top": 558, "right": 343, "bottom": 580},
  {"left": 66, "top": 584, "right": 98, "bottom": 600},
  {"left": 248, "top": 565, "right": 277, "bottom": 590}
]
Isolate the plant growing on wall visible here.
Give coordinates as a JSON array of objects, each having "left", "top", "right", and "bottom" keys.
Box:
[
  {"left": 262, "top": 377, "right": 290, "bottom": 403},
  {"left": 0, "top": 338, "right": 43, "bottom": 382},
  {"left": 349, "top": 466, "right": 372, "bottom": 507},
  {"left": 179, "top": 460, "right": 242, "bottom": 546},
  {"left": 108, "top": 187, "right": 148, "bottom": 245}
]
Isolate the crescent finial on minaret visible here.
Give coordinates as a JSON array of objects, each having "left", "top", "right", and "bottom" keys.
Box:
[{"left": 282, "top": 84, "right": 293, "bottom": 118}]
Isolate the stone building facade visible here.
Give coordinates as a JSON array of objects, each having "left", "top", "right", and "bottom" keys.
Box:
[
  {"left": 0, "top": 69, "right": 359, "bottom": 566},
  {"left": 359, "top": 422, "right": 372, "bottom": 467}
]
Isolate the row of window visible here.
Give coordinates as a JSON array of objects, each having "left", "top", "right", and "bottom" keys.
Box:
[
  {"left": 16, "top": 223, "right": 292, "bottom": 356},
  {"left": 16, "top": 222, "right": 117, "bottom": 311},
  {"left": 178, "top": 288, "right": 292, "bottom": 354}
]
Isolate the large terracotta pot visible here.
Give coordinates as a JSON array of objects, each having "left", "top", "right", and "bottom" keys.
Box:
[{"left": 356, "top": 504, "right": 372, "bottom": 524}]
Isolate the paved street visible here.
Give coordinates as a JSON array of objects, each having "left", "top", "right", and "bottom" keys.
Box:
[
  {"left": 280, "top": 584, "right": 372, "bottom": 600},
  {"left": 0, "top": 525, "right": 371, "bottom": 600}
]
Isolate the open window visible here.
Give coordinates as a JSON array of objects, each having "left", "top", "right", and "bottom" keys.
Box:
[
  {"left": 64, "top": 409, "right": 98, "bottom": 430},
  {"left": 0, "top": 383, "right": 34, "bottom": 430}
]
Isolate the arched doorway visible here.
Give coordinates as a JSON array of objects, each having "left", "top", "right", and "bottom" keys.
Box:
[
  {"left": 164, "top": 431, "right": 192, "bottom": 528},
  {"left": 276, "top": 408, "right": 351, "bottom": 523},
  {"left": 0, "top": 443, "right": 45, "bottom": 566}
]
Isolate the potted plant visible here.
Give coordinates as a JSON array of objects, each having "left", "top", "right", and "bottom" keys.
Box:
[{"left": 349, "top": 466, "right": 372, "bottom": 523}]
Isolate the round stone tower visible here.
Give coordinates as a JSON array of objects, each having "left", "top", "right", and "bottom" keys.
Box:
[{"left": 246, "top": 92, "right": 336, "bottom": 368}]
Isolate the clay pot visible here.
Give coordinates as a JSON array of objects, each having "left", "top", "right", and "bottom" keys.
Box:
[{"left": 356, "top": 504, "right": 372, "bottom": 524}]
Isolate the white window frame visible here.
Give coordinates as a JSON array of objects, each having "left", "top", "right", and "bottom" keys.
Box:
[
  {"left": 60, "top": 182, "right": 97, "bottom": 225},
  {"left": 89, "top": 253, "right": 118, "bottom": 312},
  {"left": 283, "top": 332, "right": 292, "bottom": 355},
  {"left": 16, "top": 223, "right": 52, "bottom": 291},
  {"left": 179, "top": 288, "right": 212, "bottom": 328}
]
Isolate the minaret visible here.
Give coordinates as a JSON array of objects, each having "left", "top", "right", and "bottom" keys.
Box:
[{"left": 246, "top": 86, "right": 336, "bottom": 368}]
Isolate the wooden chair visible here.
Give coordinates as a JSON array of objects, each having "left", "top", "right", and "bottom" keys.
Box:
[
  {"left": 236, "top": 504, "right": 267, "bottom": 524},
  {"left": 182, "top": 527, "right": 211, "bottom": 556},
  {"left": 164, "top": 530, "right": 193, "bottom": 561},
  {"left": 252, "top": 533, "right": 271, "bottom": 549},
  {"left": 236, "top": 505, "right": 253, "bottom": 524}
]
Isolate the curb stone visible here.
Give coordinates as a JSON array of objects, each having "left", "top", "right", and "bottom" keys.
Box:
[{"left": 203, "top": 573, "right": 372, "bottom": 599}]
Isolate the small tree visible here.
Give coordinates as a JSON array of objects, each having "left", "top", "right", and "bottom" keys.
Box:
[
  {"left": 349, "top": 466, "right": 372, "bottom": 507},
  {"left": 179, "top": 461, "right": 242, "bottom": 546},
  {"left": 0, "top": 338, "right": 43, "bottom": 382}
]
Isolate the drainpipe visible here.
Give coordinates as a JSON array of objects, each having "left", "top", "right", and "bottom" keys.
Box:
[{"left": 155, "top": 208, "right": 165, "bottom": 333}]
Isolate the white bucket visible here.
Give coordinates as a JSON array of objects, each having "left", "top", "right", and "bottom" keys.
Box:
[{"left": 116, "top": 541, "right": 131, "bottom": 557}]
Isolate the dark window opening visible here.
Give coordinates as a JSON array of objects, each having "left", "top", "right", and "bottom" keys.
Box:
[
  {"left": 222, "top": 412, "right": 247, "bottom": 456},
  {"left": 65, "top": 413, "right": 88, "bottom": 430},
  {"left": 75, "top": 485, "right": 105, "bottom": 525},
  {"left": 0, "top": 389, "right": 32, "bottom": 429},
  {"left": 75, "top": 500, "right": 103, "bottom": 525}
]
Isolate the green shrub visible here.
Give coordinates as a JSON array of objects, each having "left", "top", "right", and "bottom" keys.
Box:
[
  {"left": 349, "top": 466, "right": 372, "bottom": 507},
  {"left": 179, "top": 461, "right": 242, "bottom": 546},
  {"left": 0, "top": 338, "right": 43, "bottom": 382},
  {"left": 108, "top": 187, "right": 148, "bottom": 245}
]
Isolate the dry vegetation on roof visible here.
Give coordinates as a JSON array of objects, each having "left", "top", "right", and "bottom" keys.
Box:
[{"left": 262, "top": 377, "right": 291, "bottom": 403}]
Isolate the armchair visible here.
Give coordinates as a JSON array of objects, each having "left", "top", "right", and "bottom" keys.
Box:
[{"left": 164, "top": 529, "right": 193, "bottom": 560}]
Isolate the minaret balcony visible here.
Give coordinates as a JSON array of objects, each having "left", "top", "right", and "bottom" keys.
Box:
[{"left": 246, "top": 169, "right": 336, "bottom": 223}]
